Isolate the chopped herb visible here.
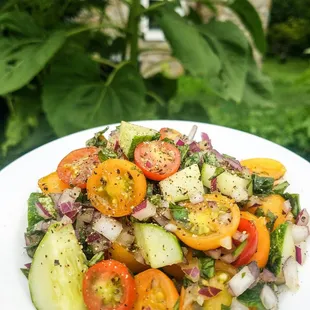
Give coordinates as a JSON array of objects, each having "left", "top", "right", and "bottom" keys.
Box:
[
  {"left": 87, "top": 252, "right": 105, "bottom": 267},
  {"left": 21, "top": 268, "right": 30, "bottom": 279},
  {"left": 209, "top": 167, "right": 225, "bottom": 180},
  {"left": 241, "top": 272, "right": 246, "bottom": 278},
  {"left": 252, "top": 174, "right": 274, "bottom": 195},
  {"left": 149, "top": 194, "right": 161, "bottom": 206},
  {"left": 272, "top": 181, "right": 290, "bottom": 194},
  {"left": 178, "top": 145, "right": 190, "bottom": 164},
  {"left": 161, "top": 137, "right": 174, "bottom": 144},
  {"left": 204, "top": 152, "right": 220, "bottom": 166},
  {"left": 199, "top": 257, "right": 215, "bottom": 279},
  {"left": 98, "top": 148, "right": 118, "bottom": 162},
  {"left": 182, "top": 152, "right": 204, "bottom": 168},
  {"left": 282, "top": 193, "right": 300, "bottom": 218},
  {"left": 169, "top": 203, "right": 189, "bottom": 222},
  {"left": 173, "top": 298, "right": 180, "bottom": 310},
  {"left": 86, "top": 127, "right": 109, "bottom": 147},
  {"left": 266, "top": 210, "right": 278, "bottom": 231},
  {"left": 233, "top": 240, "right": 248, "bottom": 257},
  {"left": 183, "top": 277, "right": 193, "bottom": 288},
  {"left": 192, "top": 249, "right": 206, "bottom": 258},
  {"left": 255, "top": 207, "right": 265, "bottom": 217},
  {"left": 221, "top": 305, "right": 231, "bottom": 310}
]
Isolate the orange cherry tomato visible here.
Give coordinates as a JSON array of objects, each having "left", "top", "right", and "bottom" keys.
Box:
[
  {"left": 57, "top": 147, "right": 100, "bottom": 188},
  {"left": 134, "top": 269, "right": 179, "bottom": 310},
  {"left": 240, "top": 211, "right": 270, "bottom": 268},
  {"left": 134, "top": 140, "right": 181, "bottom": 181},
  {"left": 172, "top": 194, "right": 240, "bottom": 251},
  {"left": 87, "top": 159, "right": 147, "bottom": 217},
  {"left": 159, "top": 127, "right": 182, "bottom": 141},
  {"left": 233, "top": 218, "right": 258, "bottom": 267},
  {"left": 240, "top": 158, "right": 286, "bottom": 180},
  {"left": 108, "top": 243, "right": 149, "bottom": 274},
  {"left": 83, "top": 259, "right": 136, "bottom": 310},
  {"left": 38, "top": 171, "right": 70, "bottom": 194}
]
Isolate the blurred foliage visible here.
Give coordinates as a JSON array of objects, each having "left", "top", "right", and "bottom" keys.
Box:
[
  {"left": 268, "top": 0, "right": 310, "bottom": 58},
  {"left": 0, "top": 0, "right": 270, "bottom": 168}
]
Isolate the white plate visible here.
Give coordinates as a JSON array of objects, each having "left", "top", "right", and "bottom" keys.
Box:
[{"left": 1, "top": 120, "right": 310, "bottom": 309}]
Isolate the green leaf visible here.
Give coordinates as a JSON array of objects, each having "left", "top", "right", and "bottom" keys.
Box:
[
  {"left": 169, "top": 203, "right": 189, "bottom": 222},
  {"left": 43, "top": 52, "right": 146, "bottom": 136},
  {"left": 156, "top": 7, "right": 220, "bottom": 78},
  {"left": 86, "top": 128, "right": 109, "bottom": 147},
  {"left": 273, "top": 181, "right": 290, "bottom": 194},
  {"left": 266, "top": 210, "right": 278, "bottom": 231},
  {"left": 229, "top": 0, "right": 266, "bottom": 54},
  {"left": 199, "top": 256, "right": 215, "bottom": 279},
  {"left": 1, "top": 89, "right": 41, "bottom": 156},
  {"left": 221, "top": 305, "right": 231, "bottom": 310},
  {"left": 199, "top": 21, "right": 249, "bottom": 102},
  {"left": 252, "top": 174, "right": 274, "bottom": 195},
  {"left": 237, "top": 283, "right": 266, "bottom": 309},
  {"left": 98, "top": 148, "right": 118, "bottom": 162},
  {"left": 87, "top": 251, "right": 105, "bottom": 267},
  {"left": 282, "top": 193, "right": 300, "bottom": 218},
  {"left": 0, "top": 11, "right": 43, "bottom": 37},
  {"left": 0, "top": 30, "right": 66, "bottom": 95}
]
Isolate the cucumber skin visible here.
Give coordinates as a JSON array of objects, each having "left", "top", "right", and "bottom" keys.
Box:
[
  {"left": 29, "top": 223, "right": 87, "bottom": 310},
  {"left": 119, "top": 121, "right": 159, "bottom": 159},
  {"left": 267, "top": 222, "right": 295, "bottom": 278},
  {"left": 134, "top": 223, "right": 183, "bottom": 268}
]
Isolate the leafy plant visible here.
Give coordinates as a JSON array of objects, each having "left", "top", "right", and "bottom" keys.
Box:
[{"left": 0, "top": 0, "right": 270, "bottom": 167}]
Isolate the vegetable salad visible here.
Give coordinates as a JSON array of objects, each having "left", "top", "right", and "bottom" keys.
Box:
[{"left": 22, "top": 121, "right": 309, "bottom": 310}]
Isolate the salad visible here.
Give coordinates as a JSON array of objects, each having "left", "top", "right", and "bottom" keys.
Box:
[{"left": 22, "top": 121, "right": 309, "bottom": 310}]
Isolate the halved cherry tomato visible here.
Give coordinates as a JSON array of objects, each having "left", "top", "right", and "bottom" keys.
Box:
[
  {"left": 159, "top": 127, "right": 182, "bottom": 141},
  {"left": 233, "top": 218, "right": 258, "bottom": 267},
  {"left": 87, "top": 159, "right": 147, "bottom": 217},
  {"left": 38, "top": 171, "right": 70, "bottom": 194},
  {"left": 246, "top": 194, "right": 288, "bottom": 230},
  {"left": 108, "top": 243, "right": 149, "bottom": 274},
  {"left": 134, "top": 140, "right": 181, "bottom": 181},
  {"left": 83, "top": 259, "right": 136, "bottom": 310},
  {"left": 134, "top": 269, "right": 179, "bottom": 310},
  {"left": 57, "top": 147, "right": 99, "bottom": 188},
  {"left": 240, "top": 158, "right": 286, "bottom": 180},
  {"left": 240, "top": 211, "right": 270, "bottom": 268},
  {"left": 172, "top": 194, "right": 240, "bottom": 251}
]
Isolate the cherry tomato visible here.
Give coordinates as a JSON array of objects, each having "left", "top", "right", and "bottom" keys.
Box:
[
  {"left": 83, "top": 259, "right": 136, "bottom": 310},
  {"left": 134, "top": 140, "right": 181, "bottom": 181},
  {"left": 159, "top": 127, "right": 182, "bottom": 141},
  {"left": 38, "top": 171, "right": 70, "bottom": 194},
  {"left": 87, "top": 159, "right": 147, "bottom": 217},
  {"left": 57, "top": 147, "right": 99, "bottom": 188},
  {"left": 233, "top": 218, "right": 258, "bottom": 267},
  {"left": 134, "top": 269, "right": 179, "bottom": 310}
]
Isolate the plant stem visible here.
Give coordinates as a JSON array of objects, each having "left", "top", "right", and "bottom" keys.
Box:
[{"left": 127, "top": 0, "right": 140, "bottom": 66}]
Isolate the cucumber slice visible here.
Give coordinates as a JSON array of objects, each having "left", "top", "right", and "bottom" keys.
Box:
[
  {"left": 267, "top": 222, "right": 295, "bottom": 281},
  {"left": 201, "top": 163, "right": 252, "bottom": 202},
  {"left": 119, "top": 121, "right": 159, "bottom": 159},
  {"left": 29, "top": 223, "right": 87, "bottom": 310},
  {"left": 159, "top": 164, "right": 204, "bottom": 202},
  {"left": 134, "top": 223, "right": 183, "bottom": 268}
]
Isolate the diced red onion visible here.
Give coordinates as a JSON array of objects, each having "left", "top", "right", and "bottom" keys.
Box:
[
  {"left": 260, "top": 284, "right": 278, "bottom": 310},
  {"left": 176, "top": 139, "right": 185, "bottom": 146},
  {"left": 228, "top": 265, "right": 258, "bottom": 296},
  {"left": 187, "top": 125, "right": 198, "bottom": 142},
  {"left": 220, "top": 236, "right": 232, "bottom": 250},
  {"left": 260, "top": 269, "right": 276, "bottom": 282},
  {"left": 162, "top": 208, "right": 172, "bottom": 219},
  {"left": 77, "top": 208, "right": 94, "bottom": 223},
  {"left": 164, "top": 223, "right": 178, "bottom": 232},
  {"left": 296, "top": 209, "right": 309, "bottom": 226},
  {"left": 189, "top": 141, "right": 201, "bottom": 153},
  {"left": 247, "top": 196, "right": 262, "bottom": 208},
  {"left": 220, "top": 253, "right": 237, "bottom": 264},
  {"left": 145, "top": 160, "right": 152, "bottom": 168},
  {"left": 198, "top": 286, "right": 221, "bottom": 298},
  {"left": 212, "top": 149, "right": 224, "bottom": 162},
  {"left": 182, "top": 266, "right": 200, "bottom": 282},
  {"left": 219, "top": 213, "right": 232, "bottom": 225},
  {"left": 35, "top": 202, "right": 52, "bottom": 219},
  {"left": 225, "top": 157, "right": 243, "bottom": 171},
  {"left": 248, "top": 261, "right": 260, "bottom": 279},
  {"left": 205, "top": 249, "right": 221, "bottom": 260},
  {"left": 295, "top": 245, "right": 302, "bottom": 265},
  {"left": 211, "top": 177, "right": 217, "bottom": 191},
  {"left": 116, "top": 228, "right": 135, "bottom": 247},
  {"left": 133, "top": 200, "right": 156, "bottom": 221},
  {"left": 32, "top": 220, "right": 55, "bottom": 232},
  {"left": 207, "top": 200, "right": 218, "bottom": 210},
  {"left": 93, "top": 215, "right": 123, "bottom": 242},
  {"left": 133, "top": 251, "right": 146, "bottom": 264},
  {"left": 283, "top": 200, "right": 292, "bottom": 214},
  {"left": 189, "top": 193, "right": 204, "bottom": 204},
  {"left": 50, "top": 193, "right": 61, "bottom": 205},
  {"left": 24, "top": 263, "right": 31, "bottom": 269},
  {"left": 201, "top": 132, "right": 212, "bottom": 147},
  {"left": 60, "top": 215, "right": 72, "bottom": 225},
  {"left": 87, "top": 232, "right": 101, "bottom": 243},
  {"left": 295, "top": 241, "right": 306, "bottom": 265},
  {"left": 291, "top": 224, "right": 309, "bottom": 244},
  {"left": 114, "top": 140, "right": 120, "bottom": 152},
  {"left": 58, "top": 187, "right": 81, "bottom": 207},
  {"left": 153, "top": 214, "right": 169, "bottom": 227},
  {"left": 233, "top": 231, "right": 248, "bottom": 243},
  {"left": 230, "top": 298, "right": 249, "bottom": 310},
  {"left": 283, "top": 256, "right": 299, "bottom": 291}
]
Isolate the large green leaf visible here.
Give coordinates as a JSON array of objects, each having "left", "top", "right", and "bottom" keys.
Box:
[
  {"left": 156, "top": 7, "right": 220, "bottom": 78},
  {"left": 0, "top": 31, "right": 66, "bottom": 95},
  {"left": 229, "top": 0, "right": 266, "bottom": 54},
  {"left": 199, "top": 21, "right": 249, "bottom": 102},
  {"left": 42, "top": 54, "right": 146, "bottom": 136}
]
